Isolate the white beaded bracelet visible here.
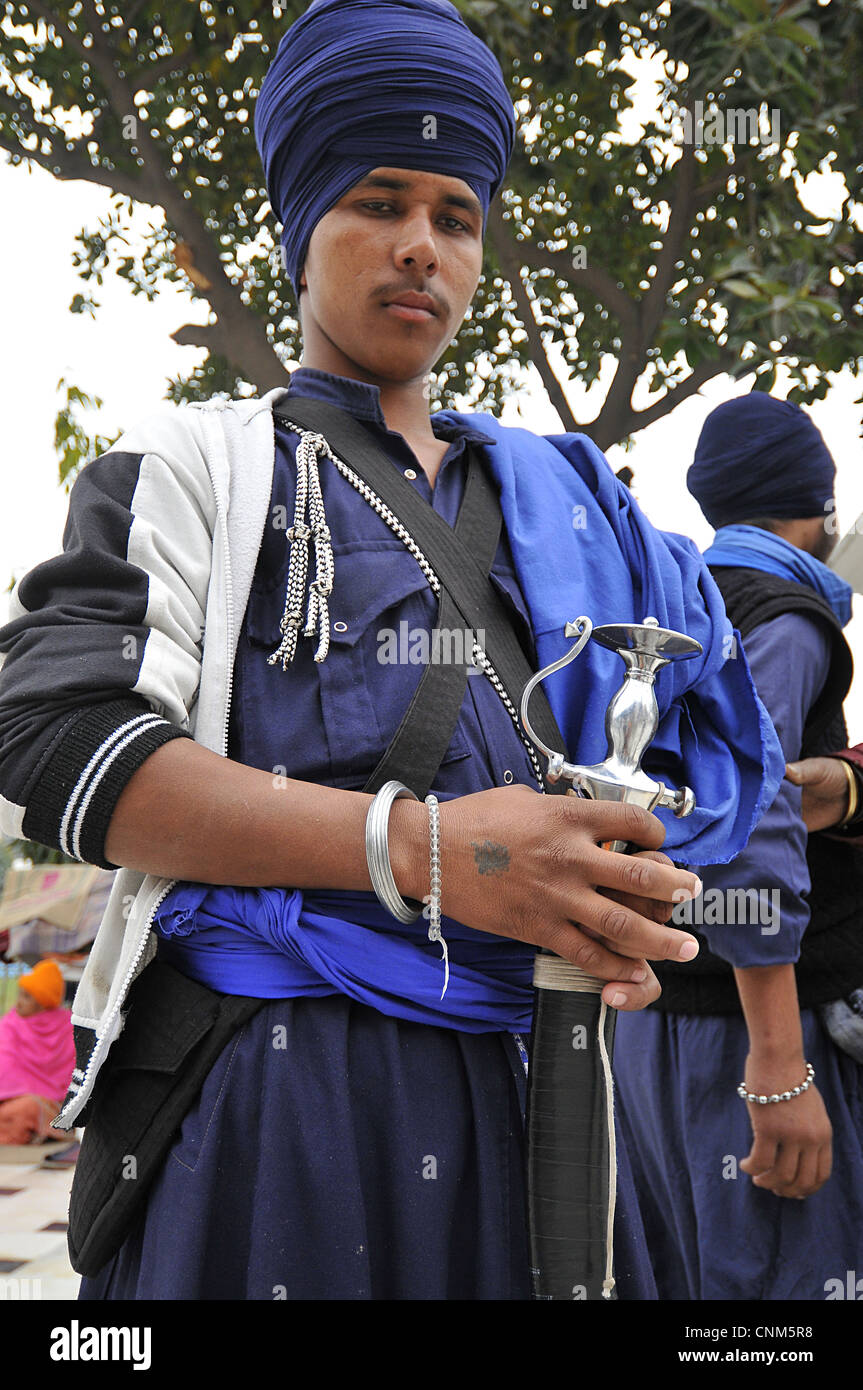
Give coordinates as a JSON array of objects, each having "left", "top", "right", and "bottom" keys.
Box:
[
  {"left": 424, "top": 793, "right": 449, "bottom": 999},
  {"left": 737, "top": 1061, "right": 815, "bottom": 1105}
]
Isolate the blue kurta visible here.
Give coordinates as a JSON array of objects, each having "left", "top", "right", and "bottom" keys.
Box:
[{"left": 615, "top": 610, "right": 863, "bottom": 1300}]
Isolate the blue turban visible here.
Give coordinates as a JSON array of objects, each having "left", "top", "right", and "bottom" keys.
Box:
[
  {"left": 687, "top": 394, "right": 836, "bottom": 528},
  {"left": 254, "top": 0, "right": 515, "bottom": 293}
]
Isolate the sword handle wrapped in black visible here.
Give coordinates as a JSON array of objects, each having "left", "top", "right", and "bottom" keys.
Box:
[{"left": 527, "top": 956, "right": 617, "bottom": 1301}]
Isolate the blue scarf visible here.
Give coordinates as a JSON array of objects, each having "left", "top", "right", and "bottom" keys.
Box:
[
  {"left": 155, "top": 419, "right": 787, "bottom": 1029},
  {"left": 703, "top": 525, "right": 853, "bottom": 628}
]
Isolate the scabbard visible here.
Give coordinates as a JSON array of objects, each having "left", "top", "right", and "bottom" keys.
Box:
[{"left": 526, "top": 956, "right": 617, "bottom": 1301}]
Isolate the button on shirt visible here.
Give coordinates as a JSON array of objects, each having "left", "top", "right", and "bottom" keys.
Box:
[{"left": 228, "top": 367, "right": 541, "bottom": 799}]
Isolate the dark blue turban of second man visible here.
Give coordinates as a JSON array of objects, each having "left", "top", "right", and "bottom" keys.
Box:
[
  {"left": 254, "top": 0, "right": 516, "bottom": 294},
  {"left": 687, "top": 393, "right": 836, "bottom": 528}
]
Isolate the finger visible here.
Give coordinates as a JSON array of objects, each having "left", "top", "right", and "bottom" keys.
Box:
[
  {"left": 601, "top": 964, "right": 660, "bottom": 1011},
  {"left": 566, "top": 798, "right": 667, "bottom": 852},
  {"left": 581, "top": 844, "right": 701, "bottom": 908},
  {"left": 788, "top": 1146, "right": 820, "bottom": 1198},
  {"left": 784, "top": 761, "right": 805, "bottom": 784},
  {"left": 539, "top": 920, "right": 653, "bottom": 984},
  {"left": 815, "top": 1140, "right": 833, "bottom": 1188},
  {"left": 740, "top": 1133, "right": 778, "bottom": 1179},
  {"left": 600, "top": 851, "right": 679, "bottom": 923},
  {"left": 767, "top": 1143, "right": 802, "bottom": 1195},
  {"left": 601, "top": 889, "right": 674, "bottom": 925},
  {"left": 574, "top": 890, "right": 701, "bottom": 964}
]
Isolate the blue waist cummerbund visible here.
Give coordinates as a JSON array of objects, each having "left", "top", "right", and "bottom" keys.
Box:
[{"left": 152, "top": 883, "right": 535, "bottom": 1032}]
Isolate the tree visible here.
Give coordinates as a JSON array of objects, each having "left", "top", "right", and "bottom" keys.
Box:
[{"left": 0, "top": 0, "right": 860, "bottom": 472}]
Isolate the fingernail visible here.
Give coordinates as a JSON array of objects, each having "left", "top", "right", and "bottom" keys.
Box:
[
  {"left": 610, "top": 991, "right": 627, "bottom": 1008},
  {"left": 632, "top": 968, "right": 647, "bottom": 983},
  {"left": 678, "top": 940, "right": 699, "bottom": 961},
  {"left": 690, "top": 877, "right": 702, "bottom": 897}
]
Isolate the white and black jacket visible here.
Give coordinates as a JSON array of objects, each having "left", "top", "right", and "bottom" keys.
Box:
[{"left": 0, "top": 388, "right": 292, "bottom": 1127}]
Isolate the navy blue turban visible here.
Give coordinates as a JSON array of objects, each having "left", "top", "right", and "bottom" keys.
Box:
[
  {"left": 254, "top": 0, "right": 515, "bottom": 293},
  {"left": 687, "top": 394, "right": 836, "bottom": 528}
]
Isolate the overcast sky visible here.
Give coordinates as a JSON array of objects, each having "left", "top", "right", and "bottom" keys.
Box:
[{"left": 2, "top": 155, "right": 862, "bottom": 735}]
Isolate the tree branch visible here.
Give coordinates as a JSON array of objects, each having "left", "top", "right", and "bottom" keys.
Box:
[
  {"left": 22, "top": 0, "right": 91, "bottom": 61},
  {"left": 513, "top": 233, "right": 640, "bottom": 340},
  {"left": 486, "top": 200, "right": 579, "bottom": 431},
  {"left": 171, "top": 322, "right": 223, "bottom": 349},
  {"left": 639, "top": 140, "right": 698, "bottom": 352},
  {"left": 593, "top": 355, "right": 736, "bottom": 450},
  {"left": 0, "top": 127, "right": 141, "bottom": 197},
  {"left": 62, "top": 0, "right": 286, "bottom": 387},
  {"left": 141, "top": 46, "right": 202, "bottom": 87},
  {"left": 124, "top": 0, "right": 151, "bottom": 27},
  {"left": 695, "top": 151, "right": 755, "bottom": 203}
]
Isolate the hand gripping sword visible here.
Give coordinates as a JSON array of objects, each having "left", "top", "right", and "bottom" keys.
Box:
[{"left": 520, "top": 615, "right": 701, "bottom": 1300}]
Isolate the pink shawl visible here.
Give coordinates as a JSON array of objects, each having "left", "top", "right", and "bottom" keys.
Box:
[{"left": 0, "top": 1006, "right": 76, "bottom": 1105}]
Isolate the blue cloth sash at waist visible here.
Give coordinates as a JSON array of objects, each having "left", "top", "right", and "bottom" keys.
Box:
[{"left": 152, "top": 882, "right": 535, "bottom": 1033}]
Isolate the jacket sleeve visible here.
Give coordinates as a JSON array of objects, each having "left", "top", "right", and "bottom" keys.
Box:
[{"left": 0, "top": 411, "right": 218, "bottom": 868}]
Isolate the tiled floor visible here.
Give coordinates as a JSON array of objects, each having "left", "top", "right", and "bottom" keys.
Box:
[{"left": 0, "top": 1148, "right": 81, "bottom": 1300}]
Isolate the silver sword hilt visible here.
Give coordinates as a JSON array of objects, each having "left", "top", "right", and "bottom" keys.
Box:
[{"left": 521, "top": 616, "right": 702, "bottom": 850}]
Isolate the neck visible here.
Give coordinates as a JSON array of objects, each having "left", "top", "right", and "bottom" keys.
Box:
[{"left": 298, "top": 344, "right": 437, "bottom": 446}]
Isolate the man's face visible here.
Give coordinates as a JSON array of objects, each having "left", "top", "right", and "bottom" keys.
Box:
[{"left": 298, "top": 167, "right": 484, "bottom": 384}]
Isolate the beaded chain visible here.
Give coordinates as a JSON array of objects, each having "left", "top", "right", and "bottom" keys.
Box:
[
  {"left": 274, "top": 421, "right": 547, "bottom": 792},
  {"left": 424, "top": 793, "right": 448, "bottom": 998}
]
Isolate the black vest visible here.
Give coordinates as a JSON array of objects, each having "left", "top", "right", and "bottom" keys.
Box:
[{"left": 652, "top": 565, "right": 863, "bottom": 1014}]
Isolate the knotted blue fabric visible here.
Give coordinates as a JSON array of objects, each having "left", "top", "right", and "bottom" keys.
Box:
[
  {"left": 156, "top": 886, "right": 535, "bottom": 1031},
  {"left": 254, "top": 0, "right": 516, "bottom": 292},
  {"left": 704, "top": 524, "right": 853, "bottom": 628},
  {"left": 687, "top": 393, "right": 836, "bottom": 528}
]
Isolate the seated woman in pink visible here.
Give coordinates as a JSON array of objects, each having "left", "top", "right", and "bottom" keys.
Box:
[{"left": 0, "top": 960, "right": 75, "bottom": 1144}]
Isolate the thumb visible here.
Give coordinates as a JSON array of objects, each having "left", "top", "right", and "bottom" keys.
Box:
[{"left": 785, "top": 761, "right": 806, "bottom": 784}]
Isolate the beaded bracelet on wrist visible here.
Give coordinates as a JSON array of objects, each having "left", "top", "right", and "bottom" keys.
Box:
[{"left": 737, "top": 1061, "right": 815, "bottom": 1105}]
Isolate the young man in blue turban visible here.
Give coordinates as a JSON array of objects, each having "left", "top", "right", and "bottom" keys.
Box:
[
  {"left": 614, "top": 392, "right": 863, "bottom": 1299},
  {"left": 0, "top": 1, "right": 780, "bottom": 1299}
]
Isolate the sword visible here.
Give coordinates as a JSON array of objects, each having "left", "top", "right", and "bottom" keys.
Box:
[{"left": 520, "top": 615, "right": 701, "bottom": 1300}]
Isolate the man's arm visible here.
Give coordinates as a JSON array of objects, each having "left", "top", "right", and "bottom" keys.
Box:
[
  {"left": 102, "top": 735, "right": 704, "bottom": 1012},
  {"left": 693, "top": 611, "right": 835, "bottom": 1196},
  {"left": 735, "top": 963, "right": 832, "bottom": 1199},
  {"left": 785, "top": 747, "right": 863, "bottom": 837}
]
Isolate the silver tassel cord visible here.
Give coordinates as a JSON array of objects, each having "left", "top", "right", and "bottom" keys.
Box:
[{"left": 268, "top": 431, "right": 334, "bottom": 668}]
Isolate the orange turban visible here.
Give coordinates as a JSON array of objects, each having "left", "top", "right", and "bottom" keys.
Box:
[{"left": 19, "top": 960, "right": 65, "bottom": 1010}]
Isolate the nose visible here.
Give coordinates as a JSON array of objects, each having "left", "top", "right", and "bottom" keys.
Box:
[{"left": 393, "top": 210, "right": 439, "bottom": 275}]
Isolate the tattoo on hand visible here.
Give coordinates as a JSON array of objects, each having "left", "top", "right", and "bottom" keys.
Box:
[{"left": 471, "top": 839, "right": 510, "bottom": 876}]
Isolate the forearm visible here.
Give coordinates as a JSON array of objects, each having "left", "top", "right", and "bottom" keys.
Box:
[
  {"left": 102, "top": 742, "right": 706, "bottom": 1006},
  {"left": 733, "top": 963, "right": 804, "bottom": 1069},
  {"left": 103, "top": 737, "right": 427, "bottom": 894}
]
